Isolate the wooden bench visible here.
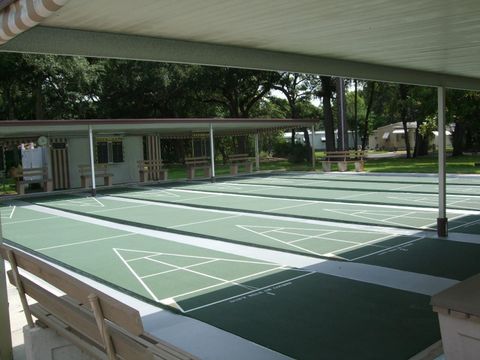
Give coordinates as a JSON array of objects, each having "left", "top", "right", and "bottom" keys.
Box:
[
  {"left": 79, "top": 164, "right": 113, "bottom": 188},
  {"left": 138, "top": 160, "right": 168, "bottom": 182},
  {"left": 184, "top": 156, "right": 211, "bottom": 179},
  {"left": 321, "top": 150, "right": 365, "bottom": 172},
  {"left": 14, "top": 167, "right": 53, "bottom": 195},
  {"left": 228, "top": 154, "right": 253, "bottom": 175},
  {"left": 0, "top": 243, "right": 197, "bottom": 360}
]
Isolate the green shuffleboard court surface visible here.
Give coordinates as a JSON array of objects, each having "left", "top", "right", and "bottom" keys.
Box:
[
  {"left": 1, "top": 203, "right": 441, "bottom": 359},
  {"left": 2, "top": 172, "right": 480, "bottom": 359},
  {"left": 96, "top": 186, "right": 479, "bottom": 233}
]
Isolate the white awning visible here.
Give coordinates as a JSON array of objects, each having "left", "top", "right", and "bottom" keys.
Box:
[
  {"left": 0, "top": 0, "right": 69, "bottom": 45},
  {"left": 382, "top": 132, "right": 390, "bottom": 140}
]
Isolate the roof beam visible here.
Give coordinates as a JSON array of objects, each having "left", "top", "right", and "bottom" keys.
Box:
[{"left": 2, "top": 26, "right": 480, "bottom": 91}]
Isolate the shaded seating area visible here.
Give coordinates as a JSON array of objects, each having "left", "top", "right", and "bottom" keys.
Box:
[
  {"left": 185, "top": 156, "right": 212, "bottom": 179},
  {"left": 0, "top": 118, "right": 316, "bottom": 195},
  {"left": 79, "top": 164, "right": 113, "bottom": 188},
  {"left": 14, "top": 167, "right": 52, "bottom": 195},
  {"left": 228, "top": 154, "right": 253, "bottom": 175},
  {"left": 321, "top": 150, "right": 366, "bottom": 172},
  {"left": 138, "top": 159, "right": 168, "bottom": 182}
]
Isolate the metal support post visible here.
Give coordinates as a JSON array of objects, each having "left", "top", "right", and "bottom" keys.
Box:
[
  {"left": 311, "top": 126, "right": 316, "bottom": 169},
  {"left": 437, "top": 86, "right": 448, "bottom": 237},
  {"left": 88, "top": 125, "right": 97, "bottom": 197},
  {"left": 209, "top": 123, "right": 216, "bottom": 182},
  {"left": 255, "top": 132, "right": 260, "bottom": 171}
]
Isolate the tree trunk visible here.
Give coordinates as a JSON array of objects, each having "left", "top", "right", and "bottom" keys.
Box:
[
  {"left": 303, "top": 128, "right": 312, "bottom": 162},
  {"left": 361, "top": 83, "right": 376, "bottom": 150},
  {"left": 451, "top": 121, "right": 464, "bottom": 156},
  {"left": 34, "top": 80, "right": 44, "bottom": 120},
  {"left": 320, "top": 77, "right": 336, "bottom": 152},
  {"left": 399, "top": 84, "right": 411, "bottom": 158}
]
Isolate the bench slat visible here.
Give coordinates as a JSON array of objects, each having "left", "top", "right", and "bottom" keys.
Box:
[
  {"left": 12, "top": 273, "right": 154, "bottom": 360},
  {"left": 0, "top": 245, "right": 144, "bottom": 335},
  {"left": 2, "top": 245, "right": 198, "bottom": 359}
]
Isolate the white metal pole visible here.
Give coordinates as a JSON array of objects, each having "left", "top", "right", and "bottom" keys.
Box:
[
  {"left": 0, "top": 213, "right": 13, "bottom": 360},
  {"left": 255, "top": 132, "right": 260, "bottom": 171},
  {"left": 311, "top": 126, "right": 316, "bottom": 169},
  {"left": 209, "top": 123, "right": 215, "bottom": 182},
  {"left": 88, "top": 125, "right": 97, "bottom": 197},
  {"left": 437, "top": 86, "right": 447, "bottom": 237}
]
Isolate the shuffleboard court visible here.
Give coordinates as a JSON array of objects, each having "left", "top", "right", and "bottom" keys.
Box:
[
  {"left": 161, "top": 180, "right": 480, "bottom": 211},
  {"left": 97, "top": 186, "right": 478, "bottom": 232},
  {"left": 22, "top": 194, "right": 424, "bottom": 259},
  {"left": 4, "top": 172, "right": 480, "bottom": 359},
  {"left": 229, "top": 175, "right": 480, "bottom": 195},
  {"left": 0, "top": 203, "right": 444, "bottom": 359},
  {"left": 270, "top": 171, "right": 480, "bottom": 186}
]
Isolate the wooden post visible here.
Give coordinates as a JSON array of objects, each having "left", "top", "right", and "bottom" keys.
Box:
[
  {"left": 0, "top": 214, "right": 13, "bottom": 360},
  {"left": 7, "top": 251, "right": 34, "bottom": 328},
  {"left": 88, "top": 294, "right": 116, "bottom": 360}
]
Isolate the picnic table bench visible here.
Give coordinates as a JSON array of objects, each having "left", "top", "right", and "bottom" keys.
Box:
[
  {"left": 138, "top": 159, "right": 168, "bottom": 182},
  {"left": 184, "top": 156, "right": 212, "bottom": 179},
  {"left": 321, "top": 150, "right": 365, "bottom": 172},
  {"left": 228, "top": 154, "right": 253, "bottom": 175},
  {"left": 0, "top": 243, "right": 197, "bottom": 360},
  {"left": 79, "top": 164, "right": 113, "bottom": 188},
  {"left": 14, "top": 167, "right": 53, "bottom": 195}
]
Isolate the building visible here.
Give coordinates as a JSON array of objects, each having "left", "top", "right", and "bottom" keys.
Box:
[{"left": 369, "top": 122, "right": 452, "bottom": 151}]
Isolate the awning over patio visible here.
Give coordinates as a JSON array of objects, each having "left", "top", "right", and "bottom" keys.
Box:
[
  {"left": 0, "top": 118, "right": 317, "bottom": 138},
  {"left": 1, "top": 0, "right": 480, "bottom": 90},
  {"left": 0, "top": 0, "right": 69, "bottom": 45}
]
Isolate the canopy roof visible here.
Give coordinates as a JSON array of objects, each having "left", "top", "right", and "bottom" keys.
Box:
[
  {"left": 1, "top": 0, "right": 480, "bottom": 90},
  {"left": 0, "top": 118, "right": 317, "bottom": 138}
]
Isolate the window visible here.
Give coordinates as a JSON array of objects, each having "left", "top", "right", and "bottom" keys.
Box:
[{"left": 96, "top": 138, "right": 124, "bottom": 164}]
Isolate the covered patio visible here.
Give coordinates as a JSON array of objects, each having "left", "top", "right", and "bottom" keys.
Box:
[{"left": 1, "top": 1, "right": 480, "bottom": 359}]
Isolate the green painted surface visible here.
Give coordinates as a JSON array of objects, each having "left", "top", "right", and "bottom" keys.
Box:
[
  {"left": 2, "top": 172, "right": 480, "bottom": 359},
  {"left": 349, "top": 237, "right": 480, "bottom": 280},
  {"left": 188, "top": 273, "right": 439, "bottom": 360}
]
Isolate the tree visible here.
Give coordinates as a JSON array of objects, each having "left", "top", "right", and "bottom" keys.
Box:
[
  {"left": 272, "top": 73, "right": 316, "bottom": 159},
  {"left": 314, "top": 76, "right": 336, "bottom": 152}
]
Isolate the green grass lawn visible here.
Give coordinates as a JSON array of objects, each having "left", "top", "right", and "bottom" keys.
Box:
[{"left": 364, "top": 154, "right": 480, "bottom": 174}]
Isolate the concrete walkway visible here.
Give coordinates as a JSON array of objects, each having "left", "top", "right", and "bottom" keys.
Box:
[{"left": 6, "top": 274, "right": 26, "bottom": 360}]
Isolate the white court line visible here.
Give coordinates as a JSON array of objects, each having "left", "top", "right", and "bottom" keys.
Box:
[
  {"left": 238, "top": 225, "right": 323, "bottom": 257},
  {"left": 102, "top": 195, "right": 421, "bottom": 236},
  {"left": 266, "top": 201, "right": 317, "bottom": 212},
  {"left": 92, "top": 197, "right": 105, "bottom": 207},
  {"left": 3, "top": 215, "right": 59, "bottom": 225},
  {"left": 37, "top": 233, "right": 136, "bottom": 251},
  {"left": 9, "top": 206, "right": 16, "bottom": 219},
  {"left": 113, "top": 248, "right": 161, "bottom": 302},
  {"left": 330, "top": 234, "right": 400, "bottom": 256},
  {"left": 337, "top": 191, "right": 376, "bottom": 200},
  {"left": 168, "top": 188, "right": 478, "bottom": 214},
  {"left": 169, "top": 214, "right": 241, "bottom": 229},
  {"left": 140, "top": 259, "right": 218, "bottom": 279},
  {"left": 349, "top": 236, "right": 424, "bottom": 262},
  {"left": 120, "top": 249, "right": 277, "bottom": 266},
  {"left": 184, "top": 271, "right": 315, "bottom": 313},
  {"left": 145, "top": 256, "right": 279, "bottom": 297}
]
